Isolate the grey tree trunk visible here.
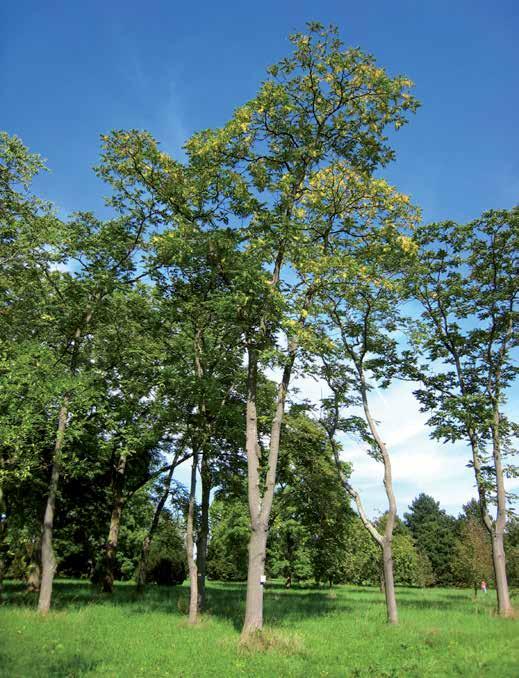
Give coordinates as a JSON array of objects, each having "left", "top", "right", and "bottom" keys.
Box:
[
  {"left": 490, "top": 409, "right": 513, "bottom": 616},
  {"left": 243, "top": 525, "right": 268, "bottom": 633},
  {"left": 186, "top": 451, "right": 198, "bottom": 624},
  {"left": 38, "top": 401, "right": 68, "bottom": 614},
  {"left": 469, "top": 410, "right": 514, "bottom": 617},
  {"left": 326, "top": 356, "right": 399, "bottom": 625},
  {"left": 197, "top": 454, "right": 211, "bottom": 611},
  {"left": 382, "top": 541, "right": 398, "bottom": 624}
]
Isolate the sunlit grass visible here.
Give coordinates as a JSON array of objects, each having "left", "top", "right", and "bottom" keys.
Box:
[{"left": 0, "top": 580, "right": 517, "bottom": 676}]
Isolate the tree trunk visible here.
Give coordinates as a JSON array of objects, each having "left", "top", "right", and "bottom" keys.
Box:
[
  {"left": 360, "top": 370, "right": 399, "bottom": 626},
  {"left": 197, "top": 453, "right": 211, "bottom": 611},
  {"left": 186, "top": 451, "right": 198, "bottom": 624},
  {"left": 102, "top": 455, "right": 127, "bottom": 593},
  {"left": 382, "top": 540, "right": 398, "bottom": 624},
  {"left": 490, "top": 409, "right": 513, "bottom": 617},
  {"left": 242, "top": 525, "right": 268, "bottom": 634},
  {"left": 38, "top": 401, "right": 68, "bottom": 614},
  {"left": 492, "top": 531, "right": 513, "bottom": 616}
]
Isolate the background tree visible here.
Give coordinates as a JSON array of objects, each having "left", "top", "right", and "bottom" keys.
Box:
[
  {"left": 404, "top": 493, "right": 457, "bottom": 586},
  {"left": 452, "top": 500, "right": 493, "bottom": 595}
]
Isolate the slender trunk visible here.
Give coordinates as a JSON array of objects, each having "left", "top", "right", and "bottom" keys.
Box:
[
  {"left": 197, "top": 453, "right": 211, "bottom": 611},
  {"left": 242, "top": 347, "right": 263, "bottom": 637},
  {"left": 490, "top": 409, "right": 513, "bottom": 617},
  {"left": 136, "top": 460, "right": 176, "bottom": 591},
  {"left": 382, "top": 540, "right": 398, "bottom": 624},
  {"left": 186, "top": 450, "right": 198, "bottom": 624},
  {"left": 243, "top": 526, "right": 268, "bottom": 633},
  {"left": 102, "top": 455, "right": 127, "bottom": 593},
  {"left": 38, "top": 401, "right": 68, "bottom": 614},
  {"left": 360, "top": 368, "right": 399, "bottom": 625},
  {"left": 37, "top": 309, "right": 94, "bottom": 614}
]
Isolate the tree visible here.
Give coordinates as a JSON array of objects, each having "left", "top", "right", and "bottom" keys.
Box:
[
  {"left": 319, "top": 236, "right": 419, "bottom": 624},
  {"left": 452, "top": 512, "right": 493, "bottom": 595},
  {"left": 406, "top": 210, "right": 518, "bottom": 616},
  {"left": 274, "top": 410, "right": 352, "bottom": 587},
  {"left": 194, "top": 23, "right": 418, "bottom": 637},
  {"left": 206, "top": 497, "right": 250, "bottom": 582},
  {"left": 404, "top": 494, "right": 458, "bottom": 585},
  {"left": 0, "top": 132, "right": 57, "bottom": 596}
]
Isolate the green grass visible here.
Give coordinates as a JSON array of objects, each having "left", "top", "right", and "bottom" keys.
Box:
[{"left": 0, "top": 580, "right": 517, "bottom": 677}]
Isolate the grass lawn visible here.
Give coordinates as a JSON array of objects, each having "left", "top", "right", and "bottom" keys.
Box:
[{"left": 0, "top": 580, "right": 517, "bottom": 677}]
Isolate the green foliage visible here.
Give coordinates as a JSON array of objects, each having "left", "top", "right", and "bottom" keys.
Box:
[
  {"left": 404, "top": 494, "right": 458, "bottom": 585},
  {"left": 207, "top": 498, "right": 250, "bottom": 582}
]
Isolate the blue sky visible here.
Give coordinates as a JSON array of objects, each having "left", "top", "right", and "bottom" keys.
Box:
[{"left": 1, "top": 0, "right": 518, "bottom": 515}]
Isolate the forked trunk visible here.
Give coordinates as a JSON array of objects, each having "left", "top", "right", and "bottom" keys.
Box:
[
  {"left": 38, "top": 401, "right": 68, "bottom": 614},
  {"left": 186, "top": 451, "right": 198, "bottom": 624},
  {"left": 241, "top": 344, "right": 294, "bottom": 639},
  {"left": 382, "top": 540, "right": 398, "bottom": 624}
]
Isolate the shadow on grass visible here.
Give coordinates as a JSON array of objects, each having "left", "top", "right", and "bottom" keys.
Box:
[
  {"left": 2, "top": 580, "right": 488, "bottom": 628},
  {"left": 1, "top": 580, "right": 355, "bottom": 631}
]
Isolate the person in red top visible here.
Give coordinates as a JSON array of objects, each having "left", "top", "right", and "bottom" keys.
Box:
[{"left": 481, "top": 580, "right": 488, "bottom": 593}]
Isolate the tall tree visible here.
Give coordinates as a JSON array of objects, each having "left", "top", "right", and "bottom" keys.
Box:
[
  {"left": 406, "top": 210, "right": 518, "bottom": 616},
  {"left": 189, "top": 23, "right": 418, "bottom": 637}
]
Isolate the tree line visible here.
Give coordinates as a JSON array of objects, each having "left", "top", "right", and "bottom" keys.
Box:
[{"left": 0, "top": 23, "right": 517, "bottom": 638}]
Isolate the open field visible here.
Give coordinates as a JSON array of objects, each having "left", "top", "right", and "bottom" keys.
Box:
[{"left": 0, "top": 581, "right": 517, "bottom": 677}]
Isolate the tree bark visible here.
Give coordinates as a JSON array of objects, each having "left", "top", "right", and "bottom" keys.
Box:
[
  {"left": 186, "top": 450, "right": 198, "bottom": 624},
  {"left": 382, "top": 541, "right": 398, "bottom": 624},
  {"left": 102, "top": 454, "right": 127, "bottom": 593},
  {"left": 359, "top": 368, "right": 398, "bottom": 625},
  {"left": 38, "top": 401, "right": 68, "bottom": 614},
  {"left": 197, "top": 453, "right": 211, "bottom": 611},
  {"left": 243, "top": 525, "right": 268, "bottom": 633},
  {"left": 490, "top": 408, "right": 513, "bottom": 616}
]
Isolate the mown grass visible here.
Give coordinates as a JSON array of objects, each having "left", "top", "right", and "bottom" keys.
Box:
[{"left": 0, "top": 580, "right": 517, "bottom": 677}]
